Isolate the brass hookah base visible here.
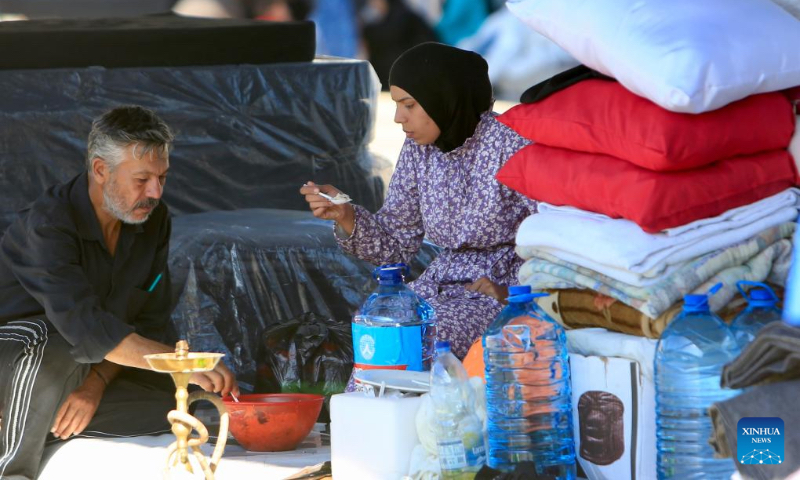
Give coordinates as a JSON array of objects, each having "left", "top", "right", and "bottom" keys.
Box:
[{"left": 145, "top": 341, "right": 230, "bottom": 480}]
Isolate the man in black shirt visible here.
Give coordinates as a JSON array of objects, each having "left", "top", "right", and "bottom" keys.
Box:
[{"left": 0, "top": 106, "right": 239, "bottom": 479}]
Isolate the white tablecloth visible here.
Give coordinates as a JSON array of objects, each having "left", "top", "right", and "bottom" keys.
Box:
[{"left": 39, "top": 429, "right": 330, "bottom": 480}]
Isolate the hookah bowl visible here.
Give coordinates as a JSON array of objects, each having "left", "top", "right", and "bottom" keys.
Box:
[{"left": 145, "top": 341, "right": 229, "bottom": 479}]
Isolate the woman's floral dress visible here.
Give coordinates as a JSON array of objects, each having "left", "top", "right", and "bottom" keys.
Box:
[{"left": 337, "top": 112, "right": 535, "bottom": 358}]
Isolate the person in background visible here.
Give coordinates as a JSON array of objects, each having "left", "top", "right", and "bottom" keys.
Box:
[
  {"left": 0, "top": 106, "right": 238, "bottom": 480},
  {"left": 359, "top": 0, "right": 438, "bottom": 88},
  {"left": 300, "top": 42, "right": 535, "bottom": 358},
  {"left": 434, "top": 0, "right": 489, "bottom": 45},
  {"left": 310, "top": 0, "right": 359, "bottom": 57},
  {"left": 251, "top": 0, "right": 313, "bottom": 20},
  {"left": 172, "top": 0, "right": 313, "bottom": 20}
]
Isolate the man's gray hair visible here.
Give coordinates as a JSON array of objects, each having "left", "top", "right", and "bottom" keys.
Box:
[{"left": 86, "top": 105, "right": 174, "bottom": 171}]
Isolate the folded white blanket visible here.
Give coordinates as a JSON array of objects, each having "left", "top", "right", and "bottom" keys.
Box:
[
  {"left": 516, "top": 189, "right": 799, "bottom": 284},
  {"left": 663, "top": 187, "right": 800, "bottom": 237}
]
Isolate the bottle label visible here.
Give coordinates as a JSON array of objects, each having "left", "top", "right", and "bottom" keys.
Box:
[
  {"left": 351, "top": 323, "right": 423, "bottom": 371},
  {"left": 437, "top": 440, "right": 468, "bottom": 470},
  {"left": 469, "top": 443, "right": 486, "bottom": 466}
]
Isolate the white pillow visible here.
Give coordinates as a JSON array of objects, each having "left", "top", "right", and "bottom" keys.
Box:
[
  {"left": 506, "top": 0, "right": 800, "bottom": 113},
  {"left": 771, "top": 0, "right": 800, "bottom": 20}
]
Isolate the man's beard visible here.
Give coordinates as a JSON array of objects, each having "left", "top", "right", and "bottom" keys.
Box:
[{"left": 103, "top": 176, "right": 159, "bottom": 225}]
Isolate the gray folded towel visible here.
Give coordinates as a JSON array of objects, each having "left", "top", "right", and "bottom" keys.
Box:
[{"left": 721, "top": 322, "right": 800, "bottom": 389}]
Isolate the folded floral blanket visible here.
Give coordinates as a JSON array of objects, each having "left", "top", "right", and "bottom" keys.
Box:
[{"left": 519, "top": 223, "right": 794, "bottom": 319}]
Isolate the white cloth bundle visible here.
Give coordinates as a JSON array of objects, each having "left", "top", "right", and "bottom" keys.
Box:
[{"left": 516, "top": 189, "right": 800, "bottom": 286}]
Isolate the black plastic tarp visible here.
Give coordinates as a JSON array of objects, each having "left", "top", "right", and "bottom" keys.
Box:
[
  {"left": 0, "top": 58, "right": 385, "bottom": 232},
  {"left": 168, "top": 209, "right": 439, "bottom": 392},
  {"left": 0, "top": 15, "right": 316, "bottom": 70}
]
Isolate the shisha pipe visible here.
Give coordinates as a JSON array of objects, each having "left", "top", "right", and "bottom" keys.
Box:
[{"left": 145, "top": 341, "right": 230, "bottom": 479}]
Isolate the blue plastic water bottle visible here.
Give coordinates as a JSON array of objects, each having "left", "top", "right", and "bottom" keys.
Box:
[
  {"left": 430, "top": 341, "right": 487, "bottom": 479},
  {"left": 730, "top": 281, "right": 782, "bottom": 349},
  {"left": 351, "top": 263, "right": 437, "bottom": 379},
  {"left": 655, "top": 283, "right": 740, "bottom": 479},
  {"left": 783, "top": 227, "right": 800, "bottom": 327},
  {"left": 483, "top": 286, "right": 576, "bottom": 479}
]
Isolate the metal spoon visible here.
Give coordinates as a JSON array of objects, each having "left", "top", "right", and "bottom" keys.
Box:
[{"left": 318, "top": 191, "right": 352, "bottom": 205}]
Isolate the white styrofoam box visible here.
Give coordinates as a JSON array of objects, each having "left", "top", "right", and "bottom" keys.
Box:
[
  {"left": 330, "top": 392, "right": 423, "bottom": 480},
  {"left": 567, "top": 328, "right": 657, "bottom": 382},
  {"left": 570, "top": 353, "right": 656, "bottom": 480}
]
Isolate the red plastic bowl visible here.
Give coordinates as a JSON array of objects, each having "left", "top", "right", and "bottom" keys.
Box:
[{"left": 221, "top": 393, "right": 324, "bottom": 452}]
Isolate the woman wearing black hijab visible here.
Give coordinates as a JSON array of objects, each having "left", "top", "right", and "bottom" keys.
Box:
[{"left": 301, "top": 42, "right": 535, "bottom": 358}]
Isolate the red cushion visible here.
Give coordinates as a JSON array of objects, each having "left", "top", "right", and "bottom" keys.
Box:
[
  {"left": 496, "top": 144, "right": 799, "bottom": 233},
  {"left": 498, "top": 80, "right": 795, "bottom": 172}
]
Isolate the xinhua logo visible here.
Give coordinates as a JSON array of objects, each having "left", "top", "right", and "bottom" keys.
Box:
[{"left": 737, "top": 417, "right": 784, "bottom": 465}]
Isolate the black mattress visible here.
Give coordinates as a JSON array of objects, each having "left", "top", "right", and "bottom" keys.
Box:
[
  {"left": 0, "top": 14, "right": 315, "bottom": 69},
  {"left": 0, "top": 0, "right": 175, "bottom": 19},
  {"left": 0, "top": 57, "right": 384, "bottom": 231},
  {"left": 168, "top": 209, "right": 440, "bottom": 392}
]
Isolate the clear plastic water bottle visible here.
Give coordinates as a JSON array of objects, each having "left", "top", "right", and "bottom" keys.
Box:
[
  {"left": 730, "top": 281, "right": 782, "bottom": 349},
  {"left": 655, "top": 283, "right": 741, "bottom": 479},
  {"left": 430, "top": 340, "right": 487, "bottom": 479},
  {"left": 483, "top": 285, "right": 576, "bottom": 479},
  {"left": 351, "top": 263, "right": 436, "bottom": 380}
]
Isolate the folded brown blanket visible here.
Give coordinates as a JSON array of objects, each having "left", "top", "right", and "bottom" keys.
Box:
[{"left": 536, "top": 288, "right": 754, "bottom": 338}]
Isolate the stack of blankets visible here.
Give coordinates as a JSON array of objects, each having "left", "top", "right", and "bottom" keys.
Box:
[{"left": 495, "top": 0, "right": 800, "bottom": 338}]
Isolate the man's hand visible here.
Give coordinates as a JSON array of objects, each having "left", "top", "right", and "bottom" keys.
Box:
[
  {"left": 189, "top": 361, "right": 239, "bottom": 398},
  {"left": 105, "top": 333, "right": 240, "bottom": 397},
  {"left": 466, "top": 277, "right": 509, "bottom": 304},
  {"left": 51, "top": 371, "right": 105, "bottom": 440}
]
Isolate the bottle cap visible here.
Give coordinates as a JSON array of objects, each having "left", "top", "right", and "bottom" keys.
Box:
[
  {"left": 749, "top": 289, "right": 777, "bottom": 308},
  {"left": 508, "top": 292, "right": 550, "bottom": 303},
  {"left": 373, "top": 263, "right": 409, "bottom": 285},
  {"left": 737, "top": 281, "right": 778, "bottom": 309},
  {"left": 683, "top": 294, "right": 710, "bottom": 313},
  {"left": 682, "top": 283, "right": 722, "bottom": 314},
  {"left": 508, "top": 285, "right": 531, "bottom": 296}
]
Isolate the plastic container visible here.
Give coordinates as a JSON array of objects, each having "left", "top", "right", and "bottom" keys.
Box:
[
  {"left": 430, "top": 340, "right": 487, "bottom": 479},
  {"left": 730, "top": 281, "right": 782, "bottom": 349},
  {"left": 483, "top": 286, "right": 576, "bottom": 479},
  {"left": 782, "top": 227, "right": 800, "bottom": 327},
  {"left": 330, "top": 392, "right": 423, "bottom": 480},
  {"left": 654, "top": 284, "right": 741, "bottom": 479},
  {"left": 351, "top": 263, "right": 436, "bottom": 380}
]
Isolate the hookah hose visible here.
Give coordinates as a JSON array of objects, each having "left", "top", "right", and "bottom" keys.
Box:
[{"left": 164, "top": 392, "right": 230, "bottom": 480}]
